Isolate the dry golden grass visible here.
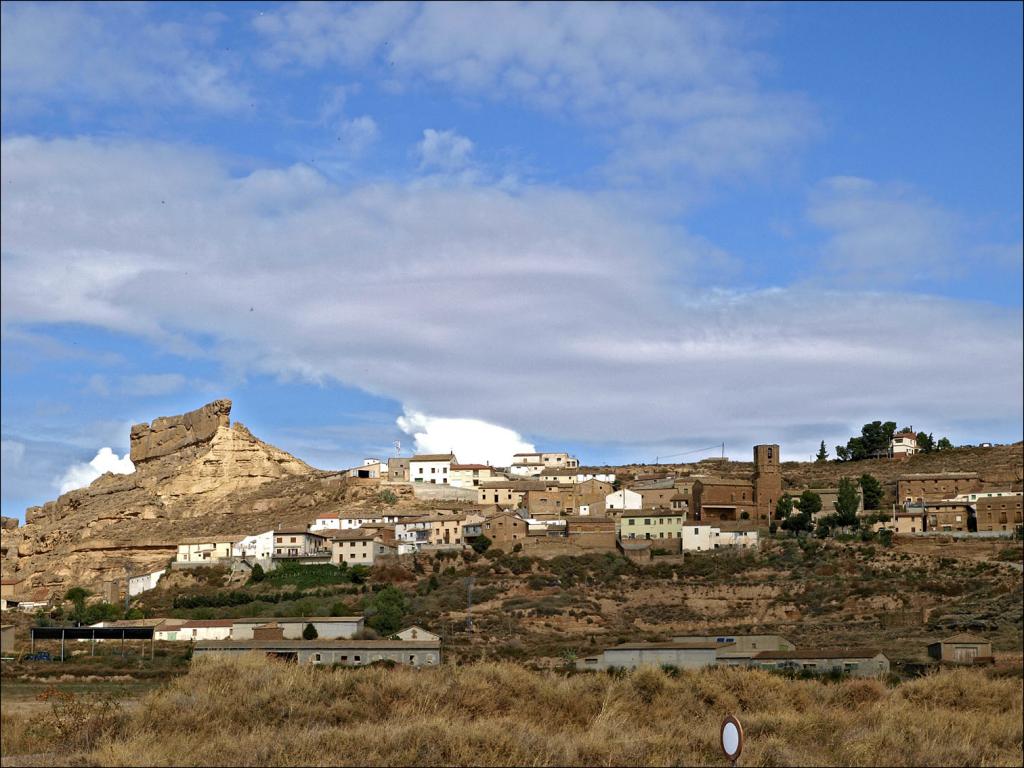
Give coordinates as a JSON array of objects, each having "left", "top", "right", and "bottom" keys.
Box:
[{"left": 4, "top": 655, "right": 1022, "bottom": 766}]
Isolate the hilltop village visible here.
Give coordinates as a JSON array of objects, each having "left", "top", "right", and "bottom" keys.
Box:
[{"left": 1, "top": 400, "right": 1021, "bottom": 676}]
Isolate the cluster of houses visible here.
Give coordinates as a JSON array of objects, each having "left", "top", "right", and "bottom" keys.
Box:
[
  {"left": 577, "top": 632, "right": 997, "bottom": 677},
  {"left": 889, "top": 474, "right": 1022, "bottom": 536}
]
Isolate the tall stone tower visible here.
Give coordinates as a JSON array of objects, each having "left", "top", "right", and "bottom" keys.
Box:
[{"left": 753, "top": 444, "right": 782, "bottom": 522}]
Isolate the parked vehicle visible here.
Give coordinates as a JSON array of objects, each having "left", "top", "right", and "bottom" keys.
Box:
[{"left": 22, "top": 651, "right": 51, "bottom": 662}]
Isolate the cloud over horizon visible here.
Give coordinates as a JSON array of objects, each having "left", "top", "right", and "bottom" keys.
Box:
[
  {"left": 57, "top": 446, "right": 134, "bottom": 495},
  {"left": 396, "top": 410, "right": 536, "bottom": 467},
  {"left": 2, "top": 135, "right": 1020, "bottom": 461}
]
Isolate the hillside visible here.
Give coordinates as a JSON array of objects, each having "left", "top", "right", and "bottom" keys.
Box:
[
  {"left": 0, "top": 400, "right": 420, "bottom": 595},
  {"left": 2, "top": 398, "right": 1021, "bottom": 598}
]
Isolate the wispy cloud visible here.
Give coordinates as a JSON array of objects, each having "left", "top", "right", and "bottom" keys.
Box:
[
  {"left": 2, "top": 136, "right": 1020, "bottom": 457},
  {"left": 253, "top": 2, "right": 817, "bottom": 182},
  {"left": 808, "top": 176, "right": 961, "bottom": 287}
]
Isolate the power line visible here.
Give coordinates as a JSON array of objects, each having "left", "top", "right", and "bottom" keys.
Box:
[{"left": 655, "top": 443, "right": 724, "bottom": 463}]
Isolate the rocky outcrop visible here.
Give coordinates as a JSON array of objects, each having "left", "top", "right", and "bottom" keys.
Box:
[
  {"left": 130, "top": 398, "right": 232, "bottom": 464},
  {"left": 0, "top": 399, "right": 321, "bottom": 596}
]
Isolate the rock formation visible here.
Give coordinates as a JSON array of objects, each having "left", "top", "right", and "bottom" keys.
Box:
[{"left": 0, "top": 399, "right": 345, "bottom": 596}]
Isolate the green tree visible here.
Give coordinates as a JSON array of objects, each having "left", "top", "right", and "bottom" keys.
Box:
[
  {"left": 833, "top": 477, "right": 861, "bottom": 528},
  {"left": 936, "top": 437, "right": 953, "bottom": 451},
  {"left": 471, "top": 535, "right": 492, "bottom": 554},
  {"left": 798, "top": 490, "right": 822, "bottom": 518},
  {"left": 302, "top": 622, "right": 318, "bottom": 640},
  {"left": 838, "top": 421, "right": 897, "bottom": 461},
  {"left": 815, "top": 441, "right": 829, "bottom": 463},
  {"left": 248, "top": 563, "right": 265, "bottom": 583},
  {"left": 916, "top": 432, "right": 935, "bottom": 453},
  {"left": 775, "top": 493, "right": 794, "bottom": 520},
  {"left": 364, "top": 585, "right": 408, "bottom": 635},
  {"left": 64, "top": 586, "right": 91, "bottom": 624},
  {"left": 859, "top": 473, "right": 883, "bottom": 510},
  {"left": 349, "top": 565, "right": 370, "bottom": 584}
]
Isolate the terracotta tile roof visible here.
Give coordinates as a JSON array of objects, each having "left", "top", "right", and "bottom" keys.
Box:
[
  {"left": 451, "top": 464, "right": 494, "bottom": 470},
  {"left": 410, "top": 453, "right": 455, "bottom": 462}
]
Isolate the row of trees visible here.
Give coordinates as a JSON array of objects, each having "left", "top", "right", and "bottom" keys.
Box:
[
  {"left": 773, "top": 474, "right": 888, "bottom": 538},
  {"left": 817, "top": 421, "right": 954, "bottom": 463}
]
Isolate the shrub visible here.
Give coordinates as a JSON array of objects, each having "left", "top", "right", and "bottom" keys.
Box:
[
  {"left": 248, "top": 563, "right": 265, "bottom": 583},
  {"left": 471, "top": 535, "right": 492, "bottom": 554},
  {"left": 378, "top": 490, "right": 398, "bottom": 505}
]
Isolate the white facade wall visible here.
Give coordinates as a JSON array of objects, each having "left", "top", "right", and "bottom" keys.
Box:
[
  {"left": 128, "top": 569, "right": 165, "bottom": 597},
  {"left": 606, "top": 489, "right": 642, "bottom": 511},
  {"left": 682, "top": 525, "right": 716, "bottom": 551},
  {"left": 410, "top": 459, "right": 452, "bottom": 484},
  {"left": 176, "top": 541, "right": 234, "bottom": 563},
  {"left": 183, "top": 625, "right": 233, "bottom": 641},
  {"left": 233, "top": 531, "right": 276, "bottom": 560},
  {"left": 309, "top": 517, "right": 341, "bottom": 532}
]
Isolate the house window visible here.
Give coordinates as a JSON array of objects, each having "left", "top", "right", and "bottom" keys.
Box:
[
  {"left": 314, "top": 653, "right": 322, "bottom": 663},
  {"left": 354, "top": 655, "right": 361, "bottom": 663}
]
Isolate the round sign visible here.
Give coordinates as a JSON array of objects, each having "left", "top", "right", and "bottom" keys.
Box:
[{"left": 720, "top": 715, "right": 744, "bottom": 762}]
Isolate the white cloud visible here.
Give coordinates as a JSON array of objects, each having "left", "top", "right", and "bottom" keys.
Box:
[
  {"left": 808, "top": 176, "right": 964, "bottom": 287},
  {"left": 338, "top": 115, "right": 380, "bottom": 155},
  {"left": 123, "top": 373, "right": 188, "bottom": 397},
  {"left": 2, "top": 136, "right": 1021, "bottom": 459},
  {"left": 396, "top": 410, "right": 535, "bottom": 467},
  {"left": 1, "top": 3, "right": 249, "bottom": 116},
  {"left": 253, "top": 2, "right": 816, "bottom": 181},
  {"left": 57, "top": 447, "right": 134, "bottom": 495},
  {"left": 417, "top": 129, "right": 474, "bottom": 171}
]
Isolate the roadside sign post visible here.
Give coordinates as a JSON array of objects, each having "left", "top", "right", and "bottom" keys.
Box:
[{"left": 720, "top": 715, "right": 744, "bottom": 767}]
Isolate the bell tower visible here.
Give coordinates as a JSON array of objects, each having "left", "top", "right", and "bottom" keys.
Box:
[{"left": 753, "top": 444, "right": 781, "bottom": 522}]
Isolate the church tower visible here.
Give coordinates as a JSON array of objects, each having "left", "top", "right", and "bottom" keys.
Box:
[{"left": 753, "top": 444, "right": 782, "bottom": 522}]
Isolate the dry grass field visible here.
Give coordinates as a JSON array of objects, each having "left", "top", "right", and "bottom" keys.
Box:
[{"left": 3, "top": 654, "right": 1021, "bottom": 767}]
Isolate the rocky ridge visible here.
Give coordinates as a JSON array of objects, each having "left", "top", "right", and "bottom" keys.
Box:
[{"left": 0, "top": 400, "right": 375, "bottom": 595}]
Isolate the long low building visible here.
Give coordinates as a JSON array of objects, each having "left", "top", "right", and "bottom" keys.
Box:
[
  {"left": 578, "top": 638, "right": 890, "bottom": 678},
  {"left": 748, "top": 649, "right": 890, "bottom": 677},
  {"left": 193, "top": 638, "right": 441, "bottom": 667},
  {"left": 577, "top": 641, "right": 726, "bottom": 671}
]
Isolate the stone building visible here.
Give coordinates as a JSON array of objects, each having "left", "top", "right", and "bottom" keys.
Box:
[
  {"left": 691, "top": 444, "right": 781, "bottom": 526},
  {"left": 897, "top": 472, "right": 982, "bottom": 504},
  {"left": 974, "top": 494, "right": 1023, "bottom": 534}
]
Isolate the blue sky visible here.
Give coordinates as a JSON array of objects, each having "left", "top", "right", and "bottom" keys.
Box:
[{"left": 2, "top": 1, "right": 1022, "bottom": 519}]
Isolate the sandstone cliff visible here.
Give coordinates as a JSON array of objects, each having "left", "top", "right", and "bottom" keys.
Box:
[{"left": 0, "top": 400, "right": 351, "bottom": 596}]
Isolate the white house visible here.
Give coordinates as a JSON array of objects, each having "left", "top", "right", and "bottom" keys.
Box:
[
  {"left": 410, "top": 453, "right": 456, "bottom": 484},
  {"left": 338, "top": 513, "right": 388, "bottom": 531},
  {"left": 682, "top": 525, "right": 760, "bottom": 551},
  {"left": 890, "top": 431, "right": 918, "bottom": 457},
  {"left": 605, "top": 489, "right": 642, "bottom": 511},
  {"left": 232, "top": 530, "right": 275, "bottom": 561},
  {"left": 309, "top": 513, "right": 340, "bottom": 532},
  {"left": 127, "top": 569, "right": 165, "bottom": 597},
  {"left": 176, "top": 537, "right": 243, "bottom": 564},
  {"left": 179, "top": 619, "right": 234, "bottom": 641}
]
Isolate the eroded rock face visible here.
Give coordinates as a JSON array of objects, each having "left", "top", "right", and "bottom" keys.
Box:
[
  {"left": 1, "top": 399, "right": 320, "bottom": 596},
  {"left": 130, "top": 399, "right": 232, "bottom": 464}
]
